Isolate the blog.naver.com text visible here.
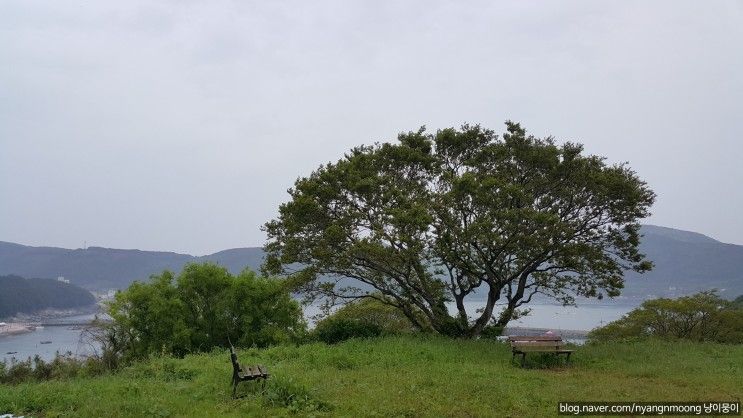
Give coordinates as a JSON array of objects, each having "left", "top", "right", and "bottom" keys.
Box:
[{"left": 558, "top": 401, "right": 741, "bottom": 416}]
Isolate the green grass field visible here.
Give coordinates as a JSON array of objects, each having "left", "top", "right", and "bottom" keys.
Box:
[{"left": 1, "top": 336, "right": 741, "bottom": 417}]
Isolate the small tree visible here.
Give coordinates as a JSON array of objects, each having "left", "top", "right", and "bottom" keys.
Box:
[
  {"left": 589, "top": 291, "right": 743, "bottom": 343},
  {"left": 107, "top": 263, "right": 305, "bottom": 359},
  {"left": 264, "top": 122, "right": 655, "bottom": 337}
]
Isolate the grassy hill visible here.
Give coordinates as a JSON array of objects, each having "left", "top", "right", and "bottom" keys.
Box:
[{"left": 1, "top": 336, "right": 741, "bottom": 417}]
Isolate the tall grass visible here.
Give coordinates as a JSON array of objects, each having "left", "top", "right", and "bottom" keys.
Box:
[{"left": 1, "top": 336, "right": 741, "bottom": 417}]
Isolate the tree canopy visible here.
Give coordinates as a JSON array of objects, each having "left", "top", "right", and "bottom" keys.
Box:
[{"left": 264, "top": 122, "right": 655, "bottom": 337}]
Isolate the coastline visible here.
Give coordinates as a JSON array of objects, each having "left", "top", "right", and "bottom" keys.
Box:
[
  {"left": 0, "top": 323, "right": 36, "bottom": 337},
  {"left": 0, "top": 304, "right": 101, "bottom": 338},
  {"left": 502, "top": 326, "right": 590, "bottom": 339}
]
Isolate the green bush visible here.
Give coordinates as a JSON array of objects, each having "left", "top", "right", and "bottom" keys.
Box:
[
  {"left": 107, "top": 263, "right": 306, "bottom": 360},
  {"left": 480, "top": 324, "right": 505, "bottom": 340},
  {"left": 0, "top": 352, "right": 110, "bottom": 384},
  {"left": 732, "top": 294, "right": 743, "bottom": 309},
  {"left": 261, "top": 377, "right": 333, "bottom": 413},
  {"left": 2, "top": 358, "right": 33, "bottom": 384},
  {"left": 312, "top": 297, "right": 417, "bottom": 344},
  {"left": 314, "top": 318, "right": 382, "bottom": 344},
  {"left": 589, "top": 291, "right": 743, "bottom": 343}
]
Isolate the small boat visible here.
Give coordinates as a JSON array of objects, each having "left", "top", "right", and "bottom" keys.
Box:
[
  {"left": 5, "top": 351, "right": 17, "bottom": 354},
  {"left": 40, "top": 340, "right": 52, "bottom": 344}
]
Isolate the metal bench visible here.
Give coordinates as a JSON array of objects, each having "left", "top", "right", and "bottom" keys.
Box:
[
  {"left": 508, "top": 335, "right": 573, "bottom": 367},
  {"left": 229, "top": 345, "right": 269, "bottom": 398}
]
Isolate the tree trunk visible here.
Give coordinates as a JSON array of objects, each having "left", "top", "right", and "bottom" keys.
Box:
[
  {"left": 467, "top": 283, "right": 501, "bottom": 338},
  {"left": 454, "top": 291, "right": 468, "bottom": 325},
  {"left": 494, "top": 270, "right": 531, "bottom": 328},
  {"left": 494, "top": 305, "right": 514, "bottom": 328}
]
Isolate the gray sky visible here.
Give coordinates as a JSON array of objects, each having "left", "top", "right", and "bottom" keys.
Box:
[{"left": 1, "top": 1, "right": 742, "bottom": 255}]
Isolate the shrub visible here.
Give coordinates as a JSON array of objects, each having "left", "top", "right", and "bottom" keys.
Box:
[
  {"left": 312, "top": 297, "right": 418, "bottom": 344},
  {"left": 589, "top": 291, "right": 743, "bottom": 343},
  {"left": 106, "top": 263, "right": 306, "bottom": 360},
  {"left": 314, "top": 318, "right": 382, "bottom": 344},
  {"left": 732, "top": 294, "right": 743, "bottom": 310},
  {"left": 480, "top": 324, "right": 505, "bottom": 340},
  {"left": 0, "top": 352, "right": 110, "bottom": 385},
  {"left": 1, "top": 358, "right": 33, "bottom": 384},
  {"left": 261, "top": 377, "right": 332, "bottom": 413}
]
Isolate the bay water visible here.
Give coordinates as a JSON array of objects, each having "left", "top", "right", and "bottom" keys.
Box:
[{"left": 0, "top": 303, "right": 634, "bottom": 363}]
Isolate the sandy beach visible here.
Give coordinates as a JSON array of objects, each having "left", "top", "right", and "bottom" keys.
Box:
[{"left": 0, "top": 323, "right": 36, "bottom": 337}]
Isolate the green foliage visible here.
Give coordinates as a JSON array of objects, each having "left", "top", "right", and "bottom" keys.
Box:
[
  {"left": 314, "top": 318, "right": 382, "bottom": 344},
  {"left": 589, "top": 291, "right": 743, "bottom": 343},
  {"left": 732, "top": 294, "right": 743, "bottom": 309},
  {"left": 479, "top": 324, "right": 505, "bottom": 340},
  {"left": 0, "top": 352, "right": 109, "bottom": 384},
  {"left": 0, "top": 337, "right": 741, "bottom": 417},
  {"left": 107, "top": 263, "right": 305, "bottom": 359},
  {"left": 312, "top": 298, "right": 417, "bottom": 344},
  {"left": 264, "top": 122, "right": 655, "bottom": 337},
  {"left": 261, "top": 377, "right": 333, "bottom": 413},
  {"left": 0, "top": 274, "right": 95, "bottom": 318}
]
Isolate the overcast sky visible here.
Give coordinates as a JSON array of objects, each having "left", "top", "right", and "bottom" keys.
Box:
[{"left": 1, "top": 1, "right": 742, "bottom": 255}]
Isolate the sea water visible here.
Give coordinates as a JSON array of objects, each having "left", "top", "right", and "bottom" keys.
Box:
[
  {"left": 0, "top": 303, "right": 634, "bottom": 363},
  {"left": 0, "top": 313, "right": 100, "bottom": 363}
]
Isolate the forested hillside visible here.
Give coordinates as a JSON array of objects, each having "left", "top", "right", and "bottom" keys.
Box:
[
  {"left": 1, "top": 225, "right": 742, "bottom": 301},
  {"left": 0, "top": 275, "right": 96, "bottom": 318},
  {"left": 0, "top": 242, "right": 263, "bottom": 290}
]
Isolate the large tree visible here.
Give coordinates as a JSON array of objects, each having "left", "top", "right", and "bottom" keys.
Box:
[{"left": 263, "top": 122, "right": 655, "bottom": 337}]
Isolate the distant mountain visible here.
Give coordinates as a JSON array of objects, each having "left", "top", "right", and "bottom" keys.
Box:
[
  {"left": 0, "top": 241, "right": 264, "bottom": 290},
  {"left": 639, "top": 224, "right": 721, "bottom": 244},
  {"left": 203, "top": 248, "right": 265, "bottom": 274},
  {"left": 0, "top": 275, "right": 96, "bottom": 318},
  {"left": 621, "top": 225, "right": 743, "bottom": 301},
  {"left": 0, "top": 225, "right": 741, "bottom": 302}
]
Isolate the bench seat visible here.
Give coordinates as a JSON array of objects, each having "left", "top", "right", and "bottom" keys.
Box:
[{"left": 230, "top": 346, "right": 269, "bottom": 398}]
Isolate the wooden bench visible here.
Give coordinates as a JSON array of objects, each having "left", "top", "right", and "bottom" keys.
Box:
[
  {"left": 229, "top": 345, "right": 269, "bottom": 398},
  {"left": 508, "top": 335, "right": 573, "bottom": 367}
]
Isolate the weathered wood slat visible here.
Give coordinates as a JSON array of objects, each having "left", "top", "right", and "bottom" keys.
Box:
[
  {"left": 507, "top": 336, "right": 562, "bottom": 341},
  {"left": 513, "top": 347, "right": 573, "bottom": 353},
  {"left": 512, "top": 341, "right": 563, "bottom": 346}
]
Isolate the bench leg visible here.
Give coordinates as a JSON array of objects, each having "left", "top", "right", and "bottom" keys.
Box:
[
  {"left": 566, "top": 352, "right": 571, "bottom": 364},
  {"left": 521, "top": 353, "right": 526, "bottom": 368},
  {"left": 232, "top": 379, "right": 238, "bottom": 399}
]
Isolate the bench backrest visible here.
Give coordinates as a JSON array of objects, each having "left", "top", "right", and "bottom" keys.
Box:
[
  {"left": 508, "top": 335, "right": 563, "bottom": 349},
  {"left": 229, "top": 346, "right": 241, "bottom": 375},
  {"left": 507, "top": 335, "right": 562, "bottom": 342}
]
